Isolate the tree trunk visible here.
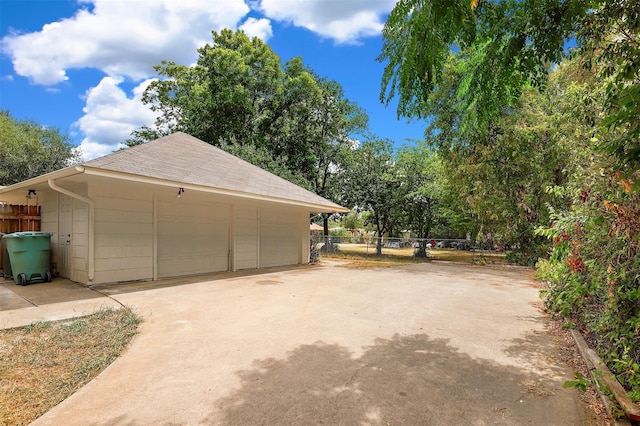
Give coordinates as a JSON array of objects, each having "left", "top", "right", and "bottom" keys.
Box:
[
  {"left": 414, "top": 239, "right": 428, "bottom": 257},
  {"left": 323, "top": 214, "right": 330, "bottom": 253},
  {"left": 414, "top": 220, "right": 432, "bottom": 258}
]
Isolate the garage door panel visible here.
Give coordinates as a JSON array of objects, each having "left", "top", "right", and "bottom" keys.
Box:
[
  {"left": 160, "top": 253, "right": 228, "bottom": 276},
  {"left": 157, "top": 200, "right": 230, "bottom": 278},
  {"left": 260, "top": 221, "right": 298, "bottom": 268}
]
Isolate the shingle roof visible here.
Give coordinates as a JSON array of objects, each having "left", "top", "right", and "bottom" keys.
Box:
[{"left": 84, "top": 132, "right": 346, "bottom": 211}]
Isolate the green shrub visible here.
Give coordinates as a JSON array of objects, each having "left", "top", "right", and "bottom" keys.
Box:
[{"left": 536, "top": 181, "right": 640, "bottom": 401}]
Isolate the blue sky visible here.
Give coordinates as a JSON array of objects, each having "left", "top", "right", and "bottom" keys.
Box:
[{"left": 0, "top": 0, "right": 426, "bottom": 160}]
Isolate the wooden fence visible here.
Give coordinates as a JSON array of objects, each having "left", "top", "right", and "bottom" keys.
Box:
[{"left": 0, "top": 204, "right": 41, "bottom": 233}]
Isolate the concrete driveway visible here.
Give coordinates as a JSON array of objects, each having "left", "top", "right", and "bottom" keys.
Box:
[{"left": 28, "top": 261, "right": 593, "bottom": 425}]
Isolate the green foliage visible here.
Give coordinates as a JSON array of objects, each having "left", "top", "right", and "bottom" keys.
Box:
[
  {"left": 541, "top": 183, "right": 640, "bottom": 399},
  {"left": 338, "top": 139, "right": 472, "bottom": 252},
  {"left": 380, "top": 0, "right": 638, "bottom": 178},
  {"left": 578, "top": 0, "right": 640, "bottom": 174},
  {"left": 505, "top": 240, "right": 549, "bottom": 267},
  {"left": 329, "top": 228, "right": 352, "bottom": 239},
  {"left": 536, "top": 56, "right": 640, "bottom": 400},
  {"left": 0, "top": 110, "right": 81, "bottom": 185},
  {"left": 341, "top": 139, "right": 400, "bottom": 255},
  {"left": 379, "top": 0, "right": 590, "bottom": 121},
  {"left": 128, "top": 29, "right": 367, "bottom": 193},
  {"left": 563, "top": 372, "right": 590, "bottom": 392},
  {"left": 378, "top": 0, "right": 476, "bottom": 118},
  {"left": 340, "top": 211, "right": 364, "bottom": 230},
  {"left": 393, "top": 140, "right": 473, "bottom": 254},
  {"left": 421, "top": 58, "right": 571, "bottom": 264},
  {"left": 395, "top": 141, "right": 441, "bottom": 241}
]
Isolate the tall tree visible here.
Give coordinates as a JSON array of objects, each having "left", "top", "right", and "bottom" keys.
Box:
[
  {"left": 395, "top": 141, "right": 443, "bottom": 257},
  {"left": 535, "top": 56, "right": 640, "bottom": 400},
  {"left": 130, "top": 29, "right": 283, "bottom": 148},
  {"left": 0, "top": 110, "right": 80, "bottom": 185},
  {"left": 379, "top": 0, "right": 639, "bottom": 176},
  {"left": 129, "top": 29, "right": 368, "bottom": 197},
  {"left": 425, "top": 57, "right": 572, "bottom": 263},
  {"left": 307, "top": 75, "right": 369, "bottom": 238},
  {"left": 341, "top": 139, "right": 400, "bottom": 255}
]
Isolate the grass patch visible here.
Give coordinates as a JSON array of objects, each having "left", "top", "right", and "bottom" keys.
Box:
[
  {"left": 429, "top": 249, "right": 509, "bottom": 264},
  {"left": 322, "top": 243, "right": 508, "bottom": 268},
  {"left": 0, "top": 307, "right": 141, "bottom": 426},
  {"left": 323, "top": 251, "right": 429, "bottom": 268}
]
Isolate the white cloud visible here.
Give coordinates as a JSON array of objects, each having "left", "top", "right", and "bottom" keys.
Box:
[
  {"left": 1, "top": 0, "right": 392, "bottom": 161},
  {"left": 239, "top": 17, "right": 273, "bottom": 41},
  {"left": 1, "top": 0, "right": 251, "bottom": 85},
  {"left": 75, "top": 76, "right": 159, "bottom": 160},
  {"left": 257, "top": 0, "right": 395, "bottom": 43}
]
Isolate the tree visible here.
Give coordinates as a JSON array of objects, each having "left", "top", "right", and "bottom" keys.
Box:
[
  {"left": 417, "top": 51, "right": 576, "bottom": 263},
  {"left": 129, "top": 29, "right": 368, "bottom": 198},
  {"left": 379, "top": 0, "right": 639, "bottom": 176},
  {"left": 379, "top": 0, "right": 588, "bottom": 118},
  {"left": 287, "top": 72, "right": 368, "bottom": 239},
  {"left": 0, "top": 110, "right": 80, "bottom": 185},
  {"left": 578, "top": 0, "right": 640, "bottom": 175},
  {"left": 129, "top": 29, "right": 283, "bottom": 148},
  {"left": 535, "top": 56, "right": 640, "bottom": 400},
  {"left": 341, "top": 139, "right": 400, "bottom": 255},
  {"left": 395, "top": 141, "right": 443, "bottom": 257}
]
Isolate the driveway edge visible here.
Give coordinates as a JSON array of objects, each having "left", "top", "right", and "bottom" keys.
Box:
[{"left": 571, "top": 330, "right": 638, "bottom": 425}]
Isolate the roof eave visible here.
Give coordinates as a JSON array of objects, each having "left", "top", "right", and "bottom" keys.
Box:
[
  {"left": 0, "top": 166, "right": 84, "bottom": 195},
  {"left": 81, "top": 166, "right": 349, "bottom": 213}
]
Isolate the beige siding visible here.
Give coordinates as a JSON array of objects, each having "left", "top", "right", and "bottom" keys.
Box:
[
  {"left": 157, "top": 198, "right": 230, "bottom": 278},
  {"left": 40, "top": 192, "right": 58, "bottom": 233},
  {"left": 234, "top": 206, "right": 258, "bottom": 270},
  {"left": 39, "top": 191, "right": 59, "bottom": 274},
  {"left": 299, "top": 211, "right": 310, "bottom": 263},
  {"left": 39, "top": 177, "right": 314, "bottom": 284},
  {"left": 92, "top": 184, "right": 153, "bottom": 284},
  {"left": 70, "top": 200, "right": 88, "bottom": 283},
  {"left": 259, "top": 207, "right": 300, "bottom": 268}
]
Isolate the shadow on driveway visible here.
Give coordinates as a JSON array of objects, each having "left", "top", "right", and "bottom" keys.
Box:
[
  {"left": 27, "top": 262, "right": 601, "bottom": 425},
  {"left": 209, "top": 333, "right": 590, "bottom": 425}
]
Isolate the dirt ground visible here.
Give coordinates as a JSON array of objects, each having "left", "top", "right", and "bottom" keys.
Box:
[{"left": 23, "top": 261, "right": 599, "bottom": 425}]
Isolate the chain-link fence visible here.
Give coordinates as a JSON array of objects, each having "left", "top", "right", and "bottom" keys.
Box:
[{"left": 311, "top": 233, "right": 475, "bottom": 259}]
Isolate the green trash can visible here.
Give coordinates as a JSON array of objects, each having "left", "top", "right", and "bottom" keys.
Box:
[
  {"left": 3, "top": 232, "right": 52, "bottom": 285},
  {"left": 1, "top": 234, "right": 11, "bottom": 279}
]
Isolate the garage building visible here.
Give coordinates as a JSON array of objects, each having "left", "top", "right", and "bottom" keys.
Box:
[{"left": 0, "top": 132, "right": 347, "bottom": 285}]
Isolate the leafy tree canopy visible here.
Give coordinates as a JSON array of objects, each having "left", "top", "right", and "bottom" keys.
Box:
[
  {"left": 379, "top": 0, "right": 639, "bottom": 174},
  {"left": 394, "top": 141, "right": 444, "bottom": 255},
  {"left": 341, "top": 138, "right": 400, "bottom": 255},
  {"left": 379, "top": 0, "right": 588, "bottom": 118},
  {"left": 0, "top": 110, "right": 81, "bottom": 186},
  {"left": 129, "top": 29, "right": 368, "bottom": 191}
]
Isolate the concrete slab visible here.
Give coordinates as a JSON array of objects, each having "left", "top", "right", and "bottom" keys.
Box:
[
  {"left": 24, "top": 261, "right": 596, "bottom": 425},
  {"left": 0, "top": 277, "right": 122, "bottom": 329}
]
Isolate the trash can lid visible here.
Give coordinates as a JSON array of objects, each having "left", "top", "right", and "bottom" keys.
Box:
[{"left": 3, "top": 232, "right": 52, "bottom": 238}]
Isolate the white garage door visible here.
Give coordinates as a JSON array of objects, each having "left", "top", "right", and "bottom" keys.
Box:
[
  {"left": 158, "top": 200, "right": 230, "bottom": 278},
  {"left": 260, "top": 210, "right": 299, "bottom": 268}
]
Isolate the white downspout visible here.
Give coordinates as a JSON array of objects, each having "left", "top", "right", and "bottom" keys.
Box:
[{"left": 47, "top": 179, "right": 95, "bottom": 282}]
